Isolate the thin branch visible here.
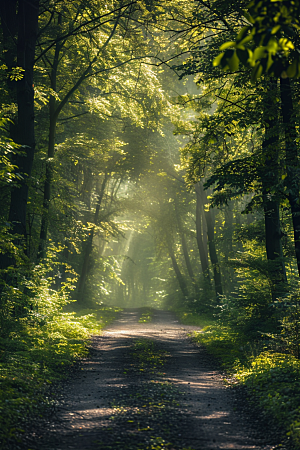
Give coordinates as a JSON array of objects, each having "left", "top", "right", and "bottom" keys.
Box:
[
  {"left": 57, "top": 111, "right": 89, "bottom": 122},
  {"left": 35, "top": 2, "right": 137, "bottom": 63},
  {"left": 215, "top": 94, "right": 247, "bottom": 111}
]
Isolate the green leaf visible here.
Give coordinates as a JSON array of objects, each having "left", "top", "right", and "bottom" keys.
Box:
[
  {"left": 219, "top": 41, "right": 236, "bottom": 51},
  {"left": 266, "top": 38, "right": 279, "bottom": 53},
  {"left": 227, "top": 51, "right": 239, "bottom": 72},
  {"left": 213, "top": 52, "right": 225, "bottom": 67},
  {"left": 237, "top": 26, "right": 250, "bottom": 41},
  {"left": 238, "top": 34, "right": 253, "bottom": 47},
  {"left": 266, "top": 52, "right": 274, "bottom": 71},
  {"left": 271, "top": 24, "right": 281, "bottom": 34},
  {"left": 278, "top": 37, "right": 294, "bottom": 51},
  {"left": 253, "top": 46, "right": 267, "bottom": 61},
  {"left": 251, "top": 62, "right": 263, "bottom": 82}
]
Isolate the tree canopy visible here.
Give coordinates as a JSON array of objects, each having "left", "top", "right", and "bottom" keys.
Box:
[{"left": 2, "top": 2, "right": 300, "bottom": 448}]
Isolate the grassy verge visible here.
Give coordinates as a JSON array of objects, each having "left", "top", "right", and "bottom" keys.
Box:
[
  {"left": 192, "top": 323, "right": 300, "bottom": 449},
  {"left": 174, "top": 308, "right": 214, "bottom": 329},
  {"left": 138, "top": 307, "right": 155, "bottom": 323},
  {"left": 0, "top": 305, "right": 120, "bottom": 449}
]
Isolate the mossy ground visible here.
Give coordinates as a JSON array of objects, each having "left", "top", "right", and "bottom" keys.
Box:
[{"left": 0, "top": 306, "right": 120, "bottom": 450}]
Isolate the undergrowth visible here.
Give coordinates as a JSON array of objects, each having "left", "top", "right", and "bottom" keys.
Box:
[
  {"left": 173, "top": 307, "right": 214, "bottom": 329},
  {"left": 192, "top": 324, "right": 300, "bottom": 449},
  {"left": 138, "top": 307, "right": 155, "bottom": 323},
  {"left": 0, "top": 268, "right": 120, "bottom": 450}
]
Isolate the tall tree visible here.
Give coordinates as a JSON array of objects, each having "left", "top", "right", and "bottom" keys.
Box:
[
  {"left": 280, "top": 77, "right": 300, "bottom": 277},
  {"left": 261, "top": 81, "right": 287, "bottom": 299},
  {"left": 197, "top": 181, "right": 223, "bottom": 297},
  {"left": 0, "top": 0, "right": 40, "bottom": 264}
]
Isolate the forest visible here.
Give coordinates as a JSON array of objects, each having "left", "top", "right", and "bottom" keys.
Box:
[{"left": 1, "top": 0, "right": 300, "bottom": 449}]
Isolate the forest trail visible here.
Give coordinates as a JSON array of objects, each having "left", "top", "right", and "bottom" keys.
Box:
[{"left": 37, "top": 310, "right": 277, "bottom": 450}]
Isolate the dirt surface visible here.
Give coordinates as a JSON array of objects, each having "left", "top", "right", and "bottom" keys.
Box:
[{"left": 32, "top": 309, "right": 279, "bottom": 450}]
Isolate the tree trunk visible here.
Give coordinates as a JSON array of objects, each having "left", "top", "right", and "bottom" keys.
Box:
[
  {"left": 223, "top": 202, "right": 235, "bottom": 293},
  {"left": 38, "top": 19, "right": 62, "bottom": 259},
  {"left": 0, "top": 0, "right": 39, "bottom": 265},
  {"left": 280, "top": 77, "right": 300, "bottom": 277},
  {"left": 76, "top": 173, "right": 109, "bottom": 303},
  {"left": 201, "top": 203, "right": 208, "bottom": 257},
  {"left": 181, "top": 232, "right": 195, "bottom": 282},
  {"left": 76, "top": 227, "right": 95, "bottom": 302},
  {"left": 224, "top": 204, "right": 234, "bottom": 257},
  {"left": 167, "top": 238, "right": 188, "bottom": 298},
  {"left": 262, "top": 82, "right": 287, "bottom": 299},
  {"left": 195, "top": 183, "right": 210, "bottom": 280},
  {"left": 198, "top": 182, "right": 223, "bottom": 297},
  {"left": 174, "top": 198, "right": 195, "bottom": 282}
]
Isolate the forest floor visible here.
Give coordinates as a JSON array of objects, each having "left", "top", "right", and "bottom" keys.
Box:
[{"left": 27, "top": 309, "right": 280, "bottom": 450}]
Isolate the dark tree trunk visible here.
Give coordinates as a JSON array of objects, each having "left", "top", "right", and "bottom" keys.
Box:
[
  {"left": 76, "top": 227, "right": 95, "bottom": 302},
  {"left": 167, "top": 238, "right": 188, "bottom": 298},
  {"left": 201, "top": 202, "right": 208, "bottom": 257},
  {"left": 198, "top": 182, "right": 223, "bottom": 298},
  {"left": 195, "top": 183, "right": 210, "bottom": 280},
  {"left": 224, "top": 204, "right": 233, "bottom": 257},
  {"left": 280, "top": 77, "right": 300, "bottom": 277},
  {"left": 0, "top": 0, "right": 39, "bottom": 265},
  {"left": 38, "top": 19, "right": 62, "bottom": 260},
  {"left": 262, "top": 82, "right": 287, "bottom": 299}
]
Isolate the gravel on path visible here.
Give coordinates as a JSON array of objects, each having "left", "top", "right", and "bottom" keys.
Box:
[{"left": 34, "top": 309, "right": 279, "bottom": 450}]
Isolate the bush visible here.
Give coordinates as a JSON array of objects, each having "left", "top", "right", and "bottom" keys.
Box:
[{"left": 0, "top": 261, "right": 119, "bottom": 449}]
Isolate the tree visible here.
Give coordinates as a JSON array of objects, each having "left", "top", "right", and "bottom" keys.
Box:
[
  {"left": 36, "top": 1, "right": 144, "bottom": 258},
  {"left": 0, "top": 0, "right": 40, "bottom": 265}
]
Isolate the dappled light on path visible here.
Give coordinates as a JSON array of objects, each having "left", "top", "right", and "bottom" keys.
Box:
[{"left": 40, "top": 310, "right": 277, "bottom": 450}]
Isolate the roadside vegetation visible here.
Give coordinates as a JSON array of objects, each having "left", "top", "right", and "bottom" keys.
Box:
[
  {"left": 1, "top": 1, "right": 300, "bottom": 449},
  {"left": 138, "top": 308, "right": 155, "bottom": 324},
  {"left": 190, "top": 321, "right": 300, "bottom": 449},
  {"left": 0, "top": 263, "right": 120, "bottom": 449}
]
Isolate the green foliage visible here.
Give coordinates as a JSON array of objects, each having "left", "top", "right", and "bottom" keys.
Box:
[
  {"left": 193, "top": 324, "right": 300, "bottom": 447},
  {"left": 193, "top": 324, "right": 246, "bottom": 366},
  {"left": 0, "top": 118, "right": 20, "bottom": 193},
  {"left": 236, "top": 352, "right": 300, "bottom": 447},
  {"left": 138, "top": 307, "right": 155, "bottom": 323},
  {"left": 191, "top": 277, "right": 300, "bottom": 449},
  {"left": 218, "top": 264, "right": 275, "bottom": 335},
  {"left": 173, "top": 309, "right": 214, "bottom": 329},
  {"left": 0, "top": 259, "right": 119, "bottom": 449},
  {"left": 214, "top": 0, "right": 300, "bottom": 80}
]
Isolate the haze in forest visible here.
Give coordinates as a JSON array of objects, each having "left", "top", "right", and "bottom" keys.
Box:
[{"left": 2, "top": 2, "right": 300, "bottom": 448}]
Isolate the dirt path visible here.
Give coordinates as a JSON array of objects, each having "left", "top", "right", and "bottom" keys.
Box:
[{"left": 35, "top": 310, "right": 278, "bottom": 450}]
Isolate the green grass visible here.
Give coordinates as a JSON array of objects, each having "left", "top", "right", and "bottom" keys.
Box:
[
  {"left": 0, "top": 304, "right": 120, "bottom": 449},
  {"left": 192, "top": 323, "right": 300, "bottom": 449},
  {"left": 138, "top": 307, "right": 155, "bottom": 323},
  {"left": 174, "top": 308, "right": 214, "bottom": 329}
]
